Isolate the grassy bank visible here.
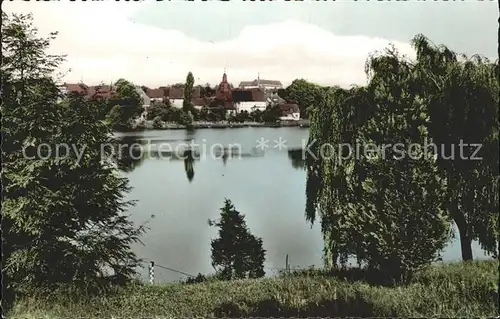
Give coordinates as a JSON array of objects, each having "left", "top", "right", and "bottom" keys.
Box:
[{"left": 9, "top": 260, "right": 498, "bottom": 318}]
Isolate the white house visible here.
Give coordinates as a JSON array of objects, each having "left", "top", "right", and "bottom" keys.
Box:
[
  {"left": 235, "top": 101, "right": 267, "bottom": 113},
  {"left": 232, "top": 88, "right": 267, "bottom": 114},
  {"left": 145, "top": 88, "right": 166, "bottom": 103},
  {"left": 169, "top": 98, "right": 184, "bottom": 109}
]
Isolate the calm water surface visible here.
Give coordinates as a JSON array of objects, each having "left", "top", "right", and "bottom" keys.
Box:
[{"left": 116, "top": 128, "right": 489, "bottom": 283}]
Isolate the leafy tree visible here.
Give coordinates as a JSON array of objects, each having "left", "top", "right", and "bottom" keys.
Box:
[
  {"left": 262, "top": 104, "right": 281, "bottom": 123},
  {"left": 250, "top": 109, "right": 263, "bottom": 122},
  {"left": 190, "top": 107, "right": 201, "bottom": 121},
  {"left": 198, "top": 107, "right": 211, "bottom": 121},
  {"left": 179, "top": 110, "right": 194, "bottom": 128},
  {"left": 106, "top": 104, "right": 131, "bottom": 131},
  {"left": 1, "top": 13, "right": 144, "bottom": 305},
  {"left": 104, "top": 78, "right": 143, "bottom": 130},
  {"left": 152, "top": 116, "right": 163, "bottom": 129},
  {"left": 208, "top": 199, "right": 266, "bottom": 280},
  {"left": 411, "top": 35, "right": 499, "bottom": 260},
  {"left": 277, "top": 88, "right": 287, "bottom": 100},
  {"left": 306, "top": 36, "right": 498, "bottom": 281},
  {"left": 113, "top": 78, "right": 142, "bottom": 115},
  {"left": 183, "top": 71, "right": 195, "bottom": 113},
  {"left": 235, "top": 110, "right": 250, "bottom": 123},
  {"left": 146, "top": 101, "right": 171, "bottom": 121},
  {"left": 305, "top": 44, "right": 452, "bottom": 282},
  {"left": 201, "top": 84, "right": 216, "bottom": 98},
  {"left": 284, "top": 79, "right": 323, "bottom": 119}
]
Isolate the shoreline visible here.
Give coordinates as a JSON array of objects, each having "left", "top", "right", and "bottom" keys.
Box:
[{"left": 135, "top": 120, "right": 310, "bottom": 131}]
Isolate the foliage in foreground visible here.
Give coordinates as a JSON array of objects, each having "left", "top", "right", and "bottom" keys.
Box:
[
  {"left": 8, "top": 260, "right": 499, "bottom": 318},
  {"left": 1, "top": 12, "right": 143, "bottom": 305}
]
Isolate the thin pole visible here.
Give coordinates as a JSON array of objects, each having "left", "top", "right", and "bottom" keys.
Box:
[
  {"left": 149, "top": 261, "right": 155, "bottom": 284},
  {"left": 285, "top": 254, "right": 289, "bottom": 273}
]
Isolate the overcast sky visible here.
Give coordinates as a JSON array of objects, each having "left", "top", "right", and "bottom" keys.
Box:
[{"left": 4, "top": 1, "right": 498, "bottom": 88}]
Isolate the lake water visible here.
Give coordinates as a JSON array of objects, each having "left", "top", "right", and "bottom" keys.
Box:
[{"left": 116, "top": 128, "right": 490, "bottom": 283}]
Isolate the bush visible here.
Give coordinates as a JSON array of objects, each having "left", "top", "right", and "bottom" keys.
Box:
[{"left": 152, "top": 116, "right": 163, "bottom": 129}]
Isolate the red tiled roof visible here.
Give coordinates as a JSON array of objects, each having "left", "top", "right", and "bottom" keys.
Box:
[
  {"left": 193, "top": 86, "right": 201, "bottom": 99},
  {"left": 169, "top": 87, "right": 184, "bottom": 99},
  {"left": 159, "top": 86, "right": 170, "bottom": 96},
  {"left": 87, "top": 85, "right": 115, "bottom": 99},
  {"left": 65, "top": 83, "right": 88, "bottom": 94},
  {"left": 146, "top": 88, "right": 165, "bottom": 99}
]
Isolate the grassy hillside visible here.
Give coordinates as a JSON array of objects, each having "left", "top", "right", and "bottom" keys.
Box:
[{"left": 9, "top": 260, "right": 498, "bottom": 318}]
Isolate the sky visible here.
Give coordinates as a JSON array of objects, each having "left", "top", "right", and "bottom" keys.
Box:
[{"left": 3, "top": 1, "right": 498, "bottom": 88}]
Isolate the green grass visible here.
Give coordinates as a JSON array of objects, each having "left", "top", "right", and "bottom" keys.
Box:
[{"left": 8, "top": 260, "right": 499, "bottom": 318}]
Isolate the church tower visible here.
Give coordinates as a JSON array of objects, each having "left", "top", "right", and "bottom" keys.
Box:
[{"left": 215, "top": 69, "right": 233, "bottom": 108}]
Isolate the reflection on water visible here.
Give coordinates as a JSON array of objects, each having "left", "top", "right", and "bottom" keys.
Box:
[
  {"left": 114, "top": 135, "right": 145, "bottom": 172},
  {"left": 288, "top": 148, "right": 306, "bottom": 170},
  {"left": 114, "top": 134, "right": 269, "bottom": 182},
  {"left": 184, "top": 150, "right": 195, "bottom": 182}
]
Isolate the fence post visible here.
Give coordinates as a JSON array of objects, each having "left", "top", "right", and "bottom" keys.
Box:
[
  {"left": 149, "top": 261, "right": 155, "bottom": 284},
  {"left": 285, "top": 254, "right": 289, "bottom": 274}
]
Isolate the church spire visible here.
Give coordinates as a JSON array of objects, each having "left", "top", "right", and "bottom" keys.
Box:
[{"left": 222, "top": 68, "right": 227, "bottom": 82}]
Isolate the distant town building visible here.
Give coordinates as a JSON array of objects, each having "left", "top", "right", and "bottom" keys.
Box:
[
  {"left": 59, "top": 83, "right": 89, "bottom": 96},
  {"left": 239, "top": 75, "right": 283, "bottom": 91},
  {"left": 212, "top": 71, "right": 235, "bottom": 111},
  {"left": 167, "top": 86, "right": 184, "bottom": 108},
  {"left": 232, "top": 88, "right": 267, "bottom": 113},
  {"left": 59, "top": 82, "right": 119, "bottom": 101},
  {"left": 87, "top": 84, "right": 115, "bottom": 100},
  {"left": 164, "top": 85, "right": 202, "bottom": 109},
  {"left": 144, "top": 87, "right": 166, "bottom": 103}
]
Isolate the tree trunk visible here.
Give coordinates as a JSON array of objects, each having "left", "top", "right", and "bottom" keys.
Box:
[
  {"left": 457, "top": 221, "right": 473, "bottom": 261},
  {"left": 453, "top": 205, "right": 473, "bottom": 261}
]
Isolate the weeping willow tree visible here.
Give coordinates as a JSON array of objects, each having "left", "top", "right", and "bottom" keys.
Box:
[
  {"left": 306, "top": 44, "right": 452, "bottom": 281},
  {"left": 411, "top": 35, "right": 499, "bottom": 260},
  {"left": 307, "top": 36, "right": 498, "bottom": 278}
]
